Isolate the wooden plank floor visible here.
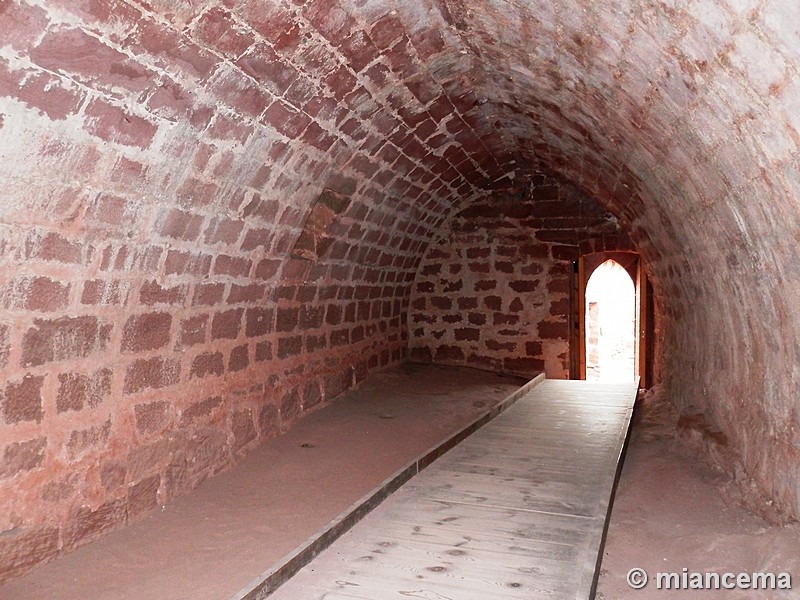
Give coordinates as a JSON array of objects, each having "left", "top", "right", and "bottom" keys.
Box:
[{"left": 267, "top": 379, "right": 637, "bottom": 600}]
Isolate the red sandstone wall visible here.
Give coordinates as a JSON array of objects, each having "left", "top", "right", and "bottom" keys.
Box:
[
  {"left": 0, "top": 0, "right": 501, "bottom": 581},
  {"left": 2, "top": 0, "right": 800, "bottom": 584},
  {"left": 409, "top": 177, "right": 631, "bottom": 379}
]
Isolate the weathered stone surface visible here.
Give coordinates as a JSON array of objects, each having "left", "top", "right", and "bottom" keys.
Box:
[
  {"left": 22, "top": 317, "right": 109, "bottom": 367},
  {"left": 67, "top": 421, "right": 111, "bottom": 459},
  {"left": 63, "top": 499, "right": 127, "bottom": 550},
  {"left": 1, "top": 376, "right": 45, "bottom": 424},
  {"left": 1, "top": 0, "right": 800, "bottom": 584},
  {"left": 180, "top": 396, "right": 222, "bottom": 426},
  {"left": 231, "top": 409, "right": 256, "bottom": 451},
  {"left": 410, "top": 177, "right": 630, "bottom": 379},
  {"left": 56, "top": 369, "right": 112, "bottom": 413},
  {"left": 127, "top": 474, "right": 160, "bottom": 518},
  {"left": 0, "top": 526, "right": 59, "bottom": 583},
  {"left": 0, "top": 437, "right": 46, "bottom": 479}
]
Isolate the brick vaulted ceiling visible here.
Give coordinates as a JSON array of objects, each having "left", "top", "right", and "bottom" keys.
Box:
[{"left": 1, "top": 0, "right": 800, "bottom": 573}]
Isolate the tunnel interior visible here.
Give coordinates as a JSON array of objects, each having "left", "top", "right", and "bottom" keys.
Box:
[{"left": 1, "top": 0, "right": 798, "bottom": 582}]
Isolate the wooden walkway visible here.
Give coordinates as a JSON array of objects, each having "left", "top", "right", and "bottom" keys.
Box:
[{"left": 267, "top": 379, "right": 637, "bottom": 600}]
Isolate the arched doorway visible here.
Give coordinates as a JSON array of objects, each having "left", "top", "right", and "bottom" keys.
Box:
[
  {"left": 585, "top": 260, "right": 636, "bottom": 382},
  {"left": 570, "top": 251, "right": 652, "bottom": 387}
]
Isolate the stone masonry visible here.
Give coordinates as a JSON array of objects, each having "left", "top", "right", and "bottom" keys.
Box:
[
  {"left": 1, "top": 0, "right": 800, "bottom": 584},
  {"left": 409, "top": 175, "right": 630, "bottom": 378}
]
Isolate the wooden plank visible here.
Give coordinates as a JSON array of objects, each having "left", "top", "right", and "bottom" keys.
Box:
[
  {"left": 270, "top": 530, "right": 585, "bottom": 599},
  {"left": 336, "top": 498, "right": 603, "bottom": 545},
  {"left": 233, "top": 375, "right": 548, "bottom": 600},
  {"left": 267, "top": 379, "right": 636, "bottom": 600}
]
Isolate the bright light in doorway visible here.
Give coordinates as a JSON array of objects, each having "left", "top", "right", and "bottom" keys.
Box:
[{"left": 585, "top": 260, "right": 636, "bottom": 382}]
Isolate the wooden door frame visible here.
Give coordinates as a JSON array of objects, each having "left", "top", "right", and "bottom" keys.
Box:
[{"left": 570, "top": 251, "right": 650, "bottom": 387}]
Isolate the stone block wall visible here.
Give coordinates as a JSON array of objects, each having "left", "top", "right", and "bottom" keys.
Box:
[
  {"left": 409, "top": 176, "right": 631, "bottom": 378},
  {"left": 3, "top": 0, "right": 800, "bottom": 584},
  {"left": 0, "top": 0, "right": 500, "bottom": 581}
]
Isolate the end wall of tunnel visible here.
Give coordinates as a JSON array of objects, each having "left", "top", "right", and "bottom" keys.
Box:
[
  {"left": 408, "top": 175, "right": 632, "bottom": 379},
  {"left": 1, "top": 0, "right": 800, "bottom": 585}
]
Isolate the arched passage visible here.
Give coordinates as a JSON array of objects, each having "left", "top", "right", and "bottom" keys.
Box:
[{"left": 0, "top": 0, "right": 800, "bottom": 583}]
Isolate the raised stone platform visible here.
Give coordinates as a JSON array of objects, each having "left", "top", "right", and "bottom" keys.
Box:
[{"left": 0, "top": 365, "right": 528, "bottom": 600}]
